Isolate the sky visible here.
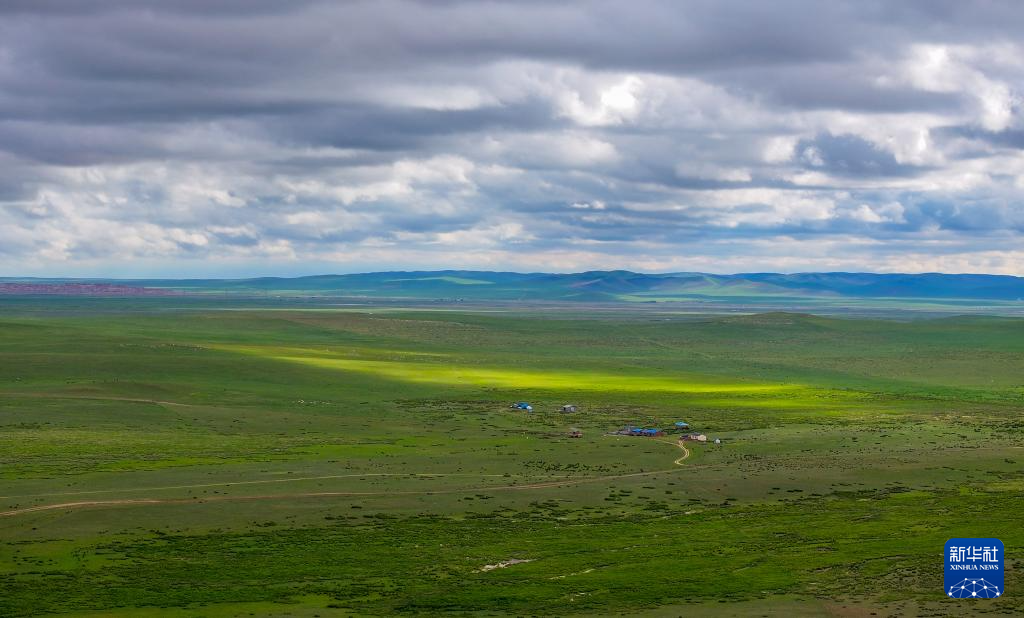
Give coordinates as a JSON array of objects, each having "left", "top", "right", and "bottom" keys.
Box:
[{"left": 1, "top": 0, "right": 1023, "bottom": 277}]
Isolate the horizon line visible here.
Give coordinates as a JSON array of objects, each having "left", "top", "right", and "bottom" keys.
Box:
[{"left": 2, "top": 269, "right": 1023, "bottom": 281}]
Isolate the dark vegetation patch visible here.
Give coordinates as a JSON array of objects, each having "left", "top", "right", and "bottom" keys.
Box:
[{"left": 2, "top": 490, "right": 1022, "bottom": 616}]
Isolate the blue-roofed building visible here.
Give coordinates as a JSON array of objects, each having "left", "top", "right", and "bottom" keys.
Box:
[{"left": 625, "top": 427, "right": 664, "bottom": 437}]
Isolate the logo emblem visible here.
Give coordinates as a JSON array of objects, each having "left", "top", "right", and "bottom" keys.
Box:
[{"left": 945, "top": 538, "right": 1003, "bottom": 598}]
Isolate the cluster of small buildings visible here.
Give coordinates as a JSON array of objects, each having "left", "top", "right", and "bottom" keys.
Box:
[
  {"left": 506, "top": 402, "right": 724, "bottom": 445},
  {"left": 510, "top": 402, "right": 578, "bottom": 413},
  {"left": 680, "top": 433, "right": 722, "bottom": 445},
  {"left": 616, "top": 426, "right": 665, "bottom": 437},
  {"left": 614, "top": 420, "right": 691, "bottom": 438},
  {"left": 612, "top": 421, "right": 723, "bottom": 444}
]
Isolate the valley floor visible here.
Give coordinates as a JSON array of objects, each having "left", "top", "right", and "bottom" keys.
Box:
[{"left": 1, "top": 300, "right": 1022, "bottom": 615}]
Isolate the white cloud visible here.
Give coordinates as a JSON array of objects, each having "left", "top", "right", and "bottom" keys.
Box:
[
  {"left": 898, "top": 43, "right": 1019, "bottom": 132},
  {"left": 762, "top": 136, "right": 797, "bottom": 164},
  {"left": 848, "top": 202, "right": 905, "bottom": 224},
  {"left": 557, "top": 74, "right": 645, "bottom": 126},
  {"left": 1, "top": 3, "right": 1023, "bottom": 276}
]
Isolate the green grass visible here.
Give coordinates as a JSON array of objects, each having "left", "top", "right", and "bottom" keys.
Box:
[{"left": 1, "top": 301, "right": 1023, "bottom": 616}]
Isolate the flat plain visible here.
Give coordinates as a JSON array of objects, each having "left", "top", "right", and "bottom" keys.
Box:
[{"left": 2, "top": 298, "right": 1023, "bottom": 616}]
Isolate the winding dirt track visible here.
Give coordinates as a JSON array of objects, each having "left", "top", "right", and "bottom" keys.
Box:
[
  {"left": 0, "top": 473, "right": 511, "bottom": 501},
  {"left": 1, "top": 392, "right": 200, "bottom": 407},
  {"left": 663, "top": 438, "right": 691, "bottom": 465},
  {"left": 0, "top": 438, "right": 693, "bottom": 519}
]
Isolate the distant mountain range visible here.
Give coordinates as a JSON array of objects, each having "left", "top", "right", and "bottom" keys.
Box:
[
  {"left": 3, "top": 271, "right": 1024, "bottom": 304},
  {"left": 0, "top": 282, "right": 181, "bottom": 297}
]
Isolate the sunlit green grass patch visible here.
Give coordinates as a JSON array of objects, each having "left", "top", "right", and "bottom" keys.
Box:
[{"left": 217, "top": 344, "right": 800, "bottom": 397}]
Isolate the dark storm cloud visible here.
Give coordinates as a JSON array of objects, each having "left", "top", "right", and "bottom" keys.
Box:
[
  {"left": 0, "top": 0, "right": 1022, "bottom": 275},
  {"left": 266, "top": 100, "right": 566, "bottom": 152},
  {"left": 717, "top": 64, "right": 966, "bottom": 113},
  {"left": 940, "top": 126, "right": 1024, "bottom": 151},
  {"left": 0, "top": 1, "right": 1007, "bottom": 127}
]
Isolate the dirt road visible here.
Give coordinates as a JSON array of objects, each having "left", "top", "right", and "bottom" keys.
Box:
[{"left": 0, "top": 438, "right": 695, "bottom": 519}]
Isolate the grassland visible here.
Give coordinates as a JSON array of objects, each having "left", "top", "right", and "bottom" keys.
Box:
[{"left": 1, "top": 300, "right": 1023, "bottom": 616}]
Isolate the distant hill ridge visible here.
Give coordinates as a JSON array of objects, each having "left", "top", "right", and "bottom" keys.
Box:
[
  {"left": 0, "top": 282, "right": 180, "bottom": 297},
  {"left": 3, "top": 271, "right": 1024, "bottom": 302}
]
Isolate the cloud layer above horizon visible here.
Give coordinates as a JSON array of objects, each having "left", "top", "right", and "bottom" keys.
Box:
[{"left": 2, "top": 0, "right": 1023, "bottom": 276}]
